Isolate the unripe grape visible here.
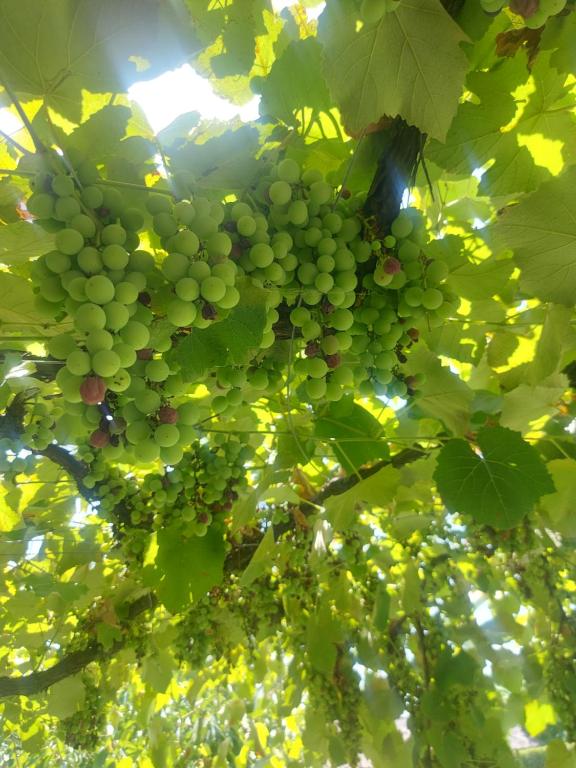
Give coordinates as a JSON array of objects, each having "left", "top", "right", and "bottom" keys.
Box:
[
  {"left": 249, "top": 243, "right": 274, "bottom": 269},
  {"left": 51, "top": 174, "right": 74, "bottom": 197},
  {"left": 175, "top": 277, "right": 200, "bottom": 301},
  {"left": 81, "top": 186, "right": 104, "bottom": 209},
  {"left": 277, "top": 158, "right": 300, "bottom": 184},
  {"left": 136, "top": 388, "right": 162, "bottom": 414},
  {"left": 391, "top": 212, "right": 413, "bottom": 239},
  {"left": 146, "top": 359, "right": 171, "bottom": 382},
  {"left": 155, "top": 423, "right": 180, "bottom": 447},
  {"left": 113, "top": 342, "right": 137, "bottom": 368},
  {"left": 162, "top": 252, "right": 189, "bottom": 282},
  {"left": 45, "top": 251, "right": 71, "bottom": 275},
  {"left": 66, "top": 349, "right": 91, "bottom": 376},
  {"left": 56, "top": 228, "right": 84, "bottom": 255},
  {"left": 125, "top": 420, "right": 152, "bottom": 444},
  {"left": 167, "top": 298, "right": 197, "bottom": 327},
  {"left": 102, "top": 244, "right": 129, "bottom": 270},
  {"left": 85, "top": 275, "right": 115, "bottom": 304},
  {"left": 315, "top": 272, "right": 334, "bottom": 293},
  {"left": 237, "top": 215, "right": 257, "bottom": 237},
  {"left": 103, "top": 301, "right": 130, "bottom": 330},
  {"left": 133, "top": 439, "right": 160, "bottom": 463},
  {"left": 426, "top": 260, "right": 449, "bottom": 282},
  {"left": 48, "top": 333, "right": 77, "bottom": 359},
  {"left": 404, "top": 286, "right": 423, "bottom": 307},
  {"left": 75, "top": 303, "right": 107, "bottom": 331},
  {"left": 85, "top": 329, "right": 114, "bottom": 354},
  {"left": 268, "top": 180, "right": 292, "bottom": 206},
  {"left": 218, "top": 285, "right": 240, "bottom": 309},
  {"left": 146, "top": 194, "right": 172, "bottom": 215},
  {"left": 421, "top": 287, "right": 444, "bottom": 310},
  {"left": 114, "top": 281, "right": 139, "bottom": 304},
  {"left": 120, "top": 320, "right": 150, "bottom": 349},
  {"left": 92, "top": 349, "right": 121, "bottom": 377},
  {"left": 306, "top": 378, "right": 327, "bottom": 400},
  {"left": 330, "top": 308, "right": 354, "bottom": 331},
  {"left": 54, "top": 196, "right": 81, "bottom": 221},
  {"left": 200, "top": 276, "right": 226, "bottom": 303},
  {"left": 27, "top": 193, "right": 54, "bottom": 219},
  {"left": 288, "top": 200, "right": 308, "bottom": 226}
]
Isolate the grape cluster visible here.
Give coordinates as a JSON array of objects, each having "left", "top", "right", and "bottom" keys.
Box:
[
  {"left": 480, "top": 0, "right": 567, "bottom": 27},
  {"left": 57, "top": 677, "right": 105, "bottom": 752},
  {"left": 26, "top": 154, "right": 453, "bottom": 466}
]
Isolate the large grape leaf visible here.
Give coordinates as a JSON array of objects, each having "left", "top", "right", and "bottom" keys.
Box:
[
  {"left": 314, "top": 397, "right": 389, "bottom": 474},
  {"left": 0, "top": 0, "right": 196, "bottom": 122},
  {"left": 490, "top": 166, "right": 576, "bottom": 305},
  {"left": 434, "top": 426, "right": 554, "bottom": 529},
  {"left": 0, "top": 222, "right": 55, "bottom": 266},
  {"left": 255, "top": 38, "right": 332, "bottom": 127},
  {"left": 318, "top": 0, "right": 468, "bottom": 140},
  {"left": 0, "top": 273, "right": 50, "bottom": 333},
  {"left": 324, "top": 465, "right": 400, "bottom": 529}
]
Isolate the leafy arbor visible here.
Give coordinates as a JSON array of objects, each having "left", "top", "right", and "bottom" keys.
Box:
[{"left": 0, "top": 0, "right": 574, "bottom": 766}]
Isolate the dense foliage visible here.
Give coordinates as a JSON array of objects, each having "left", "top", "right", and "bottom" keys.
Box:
[{"left": 0, "top": 0, "right": 575, "bottom": 765}]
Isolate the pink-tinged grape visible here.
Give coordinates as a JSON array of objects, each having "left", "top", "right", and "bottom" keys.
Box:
[
  {"left": 391, "top": 212, "right": 413, "bottom": 239},
  {"left": 85, "top": 329, "right": 114, "bottom": 354},
  {"left": 101, "top": 224, "right": 127, "bottom": 246},
  {"left": 175, "top": 277, "right": 200, "bottom": 301},
  {"left": 56, "top": 228, "right": 84, "bottom": 255},
  {"left": 146, "top": 359, "right": 170, "bottom": 382},
  {"left": 92, "top": 349, "right": 121, "bottom": 377},
  {"left": 102, "top": 244, "right": 129, "bottom": 270},
  {"left": 85, "top": 275, "right": 115, "bottom": 304},
  {"left": 66, "top": 350, "right": 91, "bottom": 376},
  {"left": 373, "top": 264, "right": 393, "bottom": 287},
  {"left": 51, "top": 174, "right": 74, "bottom": 197},
  {"left": 114, "top": 281, "right": 139, "bottom": 304},
  {"left": 104, "top": 301, "right": 130, "bottom": 331},
  {"left": 167, "top": 298, "right": 197, "bottom": 327},
  {"left": 45, "top": 251, "right": 71, "bottom": 274},
  {"left": 269, "top": 180, "right": 292, "bottom": 206},
  {"left": 421, "top": 287, "right": 444, "bottom": 310},
  {"left": 75, "top": 303, "right": 107, "bottom": 331},
  {"left": 277, "top": 158, "right": 300, "bottom": 184},
  {"left": 249, "top": 243, "right": 274, "bottom": 269},
  {"left": 81, "top": 186, "right": 104, "bottom": 209}
]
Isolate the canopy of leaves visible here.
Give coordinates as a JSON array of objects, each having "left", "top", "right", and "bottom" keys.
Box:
[{"left": 0, "top": 1, "right": 574, "bottom": 766}]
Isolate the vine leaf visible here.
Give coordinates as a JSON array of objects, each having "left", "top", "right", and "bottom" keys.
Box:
[
  {"left": 491, "top": 166, "right": 576, "bottom": 305},
  {"left": 0, "top": 222, "right": 55, "bottom": 266},
  {"left": 46, "top": 676, "right": 85, "bottom": 719},
  {"left": 434, "top": 426, "right": 555, "bottom": 529},
  {"left": 324, "top": 465, "right": 400, "bottom": 530},
  {"left": 318, "top": 0, "right": 468, "bottom": 140}
]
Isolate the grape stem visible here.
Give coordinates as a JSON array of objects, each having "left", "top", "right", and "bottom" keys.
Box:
[{"left": 0, "top": 75, "right": 46, "bottom": 154}]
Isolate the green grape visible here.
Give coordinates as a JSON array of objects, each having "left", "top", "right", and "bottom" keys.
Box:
[
  {"left": 334, "top": 270, "right": 357, "bottom": 291},
  {"left": 277, "top": 158, "right": 300, "bottom": 184},
  {"left": 129, "top": 250, "right": 154, "bottom": 272},
  {"left": 211, "top": 261, "right": 237, "bottom": 286},
  {"left": 317, "top": 254, "right": 335, "bottom": 273},
  {"left": 178, "top": 401, "right": 200, "bottom": 425},
  {"left": 174, "top": 201, "right": 195, "bottom": 225},
  {"left": 56, "top": 228, "right": 84, "bottom": 255},
  {"left": 146, "top": 194, "right": 172, "bottom": 215},
  {"left": 48, "top": 333, "right": 77, "bottom": 359},
  {"left": 102, "top": 244, "right": 129, "bottom": 270},
  {"left": 331, "top": 364, "right": 354, "bottom": 387},
  {"left": 249, "top": 243, "right": 275, "bottom": 269},
  {"left": 391, "top": 211, "right": 413, "bottom": 239},
  {"left": 323, "top": 212, "right": 342, "bottom": 234},
  {"left": 161, "top": 444, "right": 184, "bottom": 466},
  {"left": 404, "top": 286, "right": 423, "bottom": 307},
  {"left": 54, "top": 196, "right": 81, "bottom": 221},
  {"left": 77, "top": 247, "right": 102, "bottom": 275},
  {"left": 187, "top": 261, "right": 211, "bottom": 282},
  {"left": 66, "top": 276, "right": 87, "bottom": 301},
  {"left": 297, "top": 262, "right": 318, "bottom": 285},
  {"left": 167, "top": 298, "right": 197, "bottom": 327},
  {"left": 333, "top": 248, "right": 355, "bottom": 271},
  {"left": 155, "top": 424, "right": 180, "bottom": 447},
  {"left": 288, "top": 200, "right": 308, "bottom": 226},
  {"left": 45, "top": 251, "right": 71, "bottom": 274},
  {"left": 309, "top": 181, "right": 333, "bottom": 206},
  {"left": 114, "top": 281, "right": 139, "bottom": 304},
  {"left": 397, "top": 240, "right": 420, "bottom": 261},
  {"left": 55, "top": 367, "right": 83, "bottom": 402},
  {"left": 248, "top": 368, "right": 269, "bottom": 390},
  {"left": 75, "top": 303, "right": 107, "bottom": 331},
  {"left": 339, "top": 218, "right": 361, "bottom": 243},
  {"left": 304, "top": 227, "right": 323, "bottom": 247},
  {"left": 125, "top": 420, "right": 152, "bottom": 444},
  {"left": 211, "top": 395, "right": 228, "bottom": 414},
  {"left": 51, "top": 174, "right": 74, "bottom": 197},
  {"left": 227, "top": 388, "right": 243, "bottom": 406},
  {"left": 162, "top": 252, "right": 189, "bottom": 282},
  {"left": 85, "top": 275, "right": 115, "bottom": 304},
  {"left": 269, "top": 180, "right": 292, "bottom": 206},
  {"left": 206, "top": 232, "right": 232, "bottom": 258},
  {"left": 421, "top": 287, "right": 444, "bottom": 310},
  {"left": 133, "top": 439, "right": 160, "bottom": 463},
  {"left": 146, "top": 359, "right": 170, "bottom": 382},
  {"left": 237, "top": 215, "right": 257, "bottom": 237},
  {"left": 66, "top": 349, "right": 91, "bottom": 376},
  {"left": 70, "top": 214, "right": 96, "bottom": 238},
  {"left": 383, "top": 234, "right": 396, "bottom": 248},
  {"left": 101, "top": 224, "right": 126, "bottom": 246},
  {"left": 85, "top": 329, "right": 114, "bottom": 353},
  {"left": 27, "top": 193, "right": 54, "bottom": 219},
  {"left": 113, "top": 342, "right": 137, "bottom": 368},
  {"left": 330, "top": 308, "right": 354, "bottom": 331},
  {"left": 120, "top": 320, "right": 150, "bottom": 349},
  {"left": 136, "top": 388, "right": 162, "bottom": 415},
  {"left": 120, "top": 208, "right": 144, "bottom": 231},
  {"left": 175, "top": 277, "right": 200, "bottom": 301},
  {"left": 426, "top": 260, "right": 449, "bottom": 282},
  {"left": 315, "top": 272, "right": 334, "bottom": 293},
  {"left": 81, "top": 186, "right": 104, "bottom": 209},
  {"left": 92, "top": 349, "right": 121, "bottom": 377},
  {"left": 302, "top": 168, "right": 322, "bottom": 185},
  {"left": 104, "top": 301, "right": 130, "bottom": 331},
  {"left": 290, "top": 307, "right": 310, "bottom": 327},
  {"left": 335, "top": 331, "right": 353, "bottom": 351},
  {"left": 264, "top": 262, "right": 285, "bottom": 283},
  {"left": 191, "top": 215, "right": 218, "bottom": 239},
  {"left": 302, "top": 319, "right": 322, "bottom": 340},
  {"left": 306, "top": 377, "right": 327, "bottom": 400}
]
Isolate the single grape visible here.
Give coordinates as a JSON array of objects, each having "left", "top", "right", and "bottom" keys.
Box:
[
  {"left": 421, "top": 287, "right": 444, "bottom": 310},
  {"left": 167, "top": 298, "right": 197, "bottom": 327},
  {"left": 54, "top": 196, "right": 81, "bottom": 221},
  {"left": 27, "top": 193, "right": 54, "bottom": 219},
  {"left": 146, "top": 359, "right": 171, "bottom": 382},
  {"left": 56, "top": 228, "right": 84, "bottom": 255},
  {"left": 75, "top": 303, "right": 107, "bottom": 331},
  {"left": 114, "top": 281, "right": 139, "bottom": 304},
  {"left": 155, "top": 423, "right": 180, "bottom": 448},
  {"left": 84, "top": 329, "right": 114, "bottom": 354},
  {"left": 269, "top": 180, "right": 292, "bottom": 206},
  {"left": 85, "top": 275, "right": 115, "bottom": 304},
  {"left": 250, "top": 243, "right": 274, "bottom": 269},
  {"left": 104, "top": 301, "right": 130, "bottom": 331},
  {"left": 91, "top": 349, "right": 121, "bottom": 377},
  {"left": 51, "top": 175, "right": 74, "bottom": 197},
  {"left": 102, "top": 244, "right": 129, "bottom": 270},
  {"left": 120, "top": 321, "right": 150, "bottom": 349},
  {"left": 175, "top": 277, "right": 200, "bottom": 301},
  {"left": 66, "top": 349, "right": 91, "bottom": 376},
  {"left": 237, "top": 215, "right": 257, "bottom": 237},
  {"left": 277, "top": 158, "right": 300, "bottom": 184},
  {"left": 146, "top": 194, "right": 173, "bottom": 215}
]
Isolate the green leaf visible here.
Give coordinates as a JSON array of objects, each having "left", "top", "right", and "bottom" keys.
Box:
[
  {"left": 256, "top": 38, "right": 332, "bottom": 126},
  {"left": 64, "top": 106, "right": 131, "bottom": 161},
  {"left": 404, "top": 347, "right": 473, "bottom": 436},
  {"left": 314, "top": 397, "right": 389, "bottom": 474},
  {"left": 447, "top": 254, "right": 514, "bottom": 302},
  {"left": 153, "top": 525, "right": 226, "bottom": 613},
  {"left": 239, "top": 527, "right": 275, "bottom": 587},
  {"left": 0, "top": 272, "right": 48, "bottom": 332},
  {"left": 318, "top": 0, "right": 468, "bottom": 139},
  {"left": 491, "top": 166, "right": 576, "bottom": 305},
  {"left": 531, "top": 305, "right": 576, "bottom": 382},
  {"left": 545, "top": 740, "right": 576, "bottom": 768},
  {"left": 46, "top": 676, "right": 85, "bottom": 719},
  {"left": 306, "top": 603, "right": 342, "bottom": 675},
  {"left": 0, "top": 222, "right": 55, "bottom": 266},
  {"left": 434, "top": 426, "right": 555, "bottom": 529},
  {"left": 169, "top": 278, "right": 268, "bottom": 379},
  {"left": 0, "top": 0, "right": 196, "bottom": 121},
  {"left": 499, "top": 376, "right": 567, "bottom": 433},
  {"left": 324, "top": 465, "right": 400, "bottom": 530},
  {"left": 540, "top": 459, "right": 576, "bottom": 536}
]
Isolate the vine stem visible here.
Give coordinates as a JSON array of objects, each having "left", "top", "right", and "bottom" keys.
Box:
[
  {"left": 0, "top": 128, "right": 30, "bottom": 156},
  {"left": 0, "top": 75, "right": 45, "bottom": 153}
]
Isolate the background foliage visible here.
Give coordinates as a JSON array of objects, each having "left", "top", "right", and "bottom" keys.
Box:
[{"left": 0, "top": 0, "right": 575, "bottom": 766}]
